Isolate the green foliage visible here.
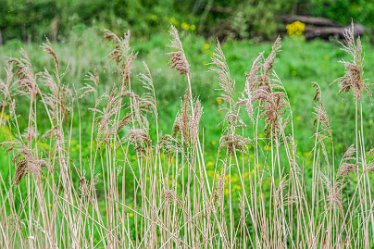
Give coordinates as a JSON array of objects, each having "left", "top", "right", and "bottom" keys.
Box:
[
  {"left": 0, "top": 0, "right": 199, "bottom": 42},
  {"left": 310, "top": 0, "right": 374, "bottom": 26},
  {"left": 231, "top": 0, "right": 297, "bottom": 39},
  {"left": 0, "top": 0, "right": 58, "bottom": 41},
  {"left": 1, "top": 0, "right": 374, "bottom": 43}
]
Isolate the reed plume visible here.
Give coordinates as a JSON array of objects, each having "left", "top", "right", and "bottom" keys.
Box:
[
  {"left": 211, "top": 41, "right": 235, "bottom": 107},
  {"left": 338, "top": 23, "right": 369, "bottom": 99},
  {"left": 9, "top": 50, "right": 38, "bottom": 100},
  {"left": 169, "top": 25, "right": 190, "bottom": 76}
]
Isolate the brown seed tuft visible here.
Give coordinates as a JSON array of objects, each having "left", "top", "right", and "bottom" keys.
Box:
[
  {"left": 158, "top": 135, "right": 181, "bottom": 154},
  {"left": 42, "top": 39, "right": 60, "bottom": 71},
  {"left": 189, "top": 99, "right": 202, "bottom": 144},
  {"left": 220, "top": 134, "right": 250, "bottom": 153},
  {"left": 338, "top": 163, "right": 357, "bottom": 177},
  {"left": 9, "top": 51, "right": 38, "bottom": 100},
  {"left": 337, "top": 23, "right": 369, "bottom": 100},
  {"left": 261, "top": 36, "right": 281, "bottom": 87},
  {"left": 312, "top": 82, "right": 321, "bottom": 102},
  {"left": 211, "top": 41, "right": 235, "bottom": 106},
  {"left": 169, "top": 26, "right": 190, "bottom": 75},
  {"left": 126, "top": 128, "right": 151, "bottom": 155}
]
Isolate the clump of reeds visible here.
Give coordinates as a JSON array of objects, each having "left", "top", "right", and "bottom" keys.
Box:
[{"left": 0, "top": 24, "right": 372, "bottom": 249}]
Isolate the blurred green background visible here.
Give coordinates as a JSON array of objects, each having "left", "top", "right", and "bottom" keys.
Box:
[{"left": 1, "top": 0, "right": 374, "bottom": 43}]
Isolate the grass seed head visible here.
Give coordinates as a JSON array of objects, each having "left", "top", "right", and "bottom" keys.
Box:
[
  {"left": 9, "top": 51, "right": 38, "bottom": 100},
  {"left": 220, "top": 134, "right": 250, "bottom": 153},
  {"left": 169, "top": 25, "right": 190, "bottom": 75},
  {"left": 338, "top": 23, "right": 369, "bottom": 100}
]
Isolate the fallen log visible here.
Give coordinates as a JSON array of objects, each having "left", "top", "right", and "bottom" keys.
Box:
[
  {"left": 281, "top": 15, "right": 341, "bottom": 27},
  {"left": 281, "top": 15, "right": 364, "bottom": 40},
  {"left": 304, "top": 24, "right": 364, "bottom": 40}
]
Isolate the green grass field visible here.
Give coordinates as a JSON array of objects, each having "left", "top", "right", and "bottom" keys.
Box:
[
  {"left": 0, "top": 27, "right": 373, "bottom": 248},
  {"left": 1, "top": 28, "right": 373, "bottom": 157}
]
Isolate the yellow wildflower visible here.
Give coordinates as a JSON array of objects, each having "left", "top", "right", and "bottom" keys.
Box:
[
  {"left": 233, "top": 185, "right": 242, "bottom": 191},
  {"left": 225, "top": 174, "right": 231, "bottom": 183},
  {"left": 0, "top": 126, "right": 13, "bottom": 140},
  {"left": 150, "top": 14, "right": 158, "bottom": 22},
  {"left": 264, "top": 145, "right": 272, "bottom": 152},
  {"left": 190, "top": 24, "right": 196, "bottom": 31},
  {"left": 207, "top": 170, "right": 214, "bottom": 178},
  {"left": 303, "top": 151, "right": 312, "bottom": 158},
  {"left": 181, "top": 22, "right": 190, "bottom": 31},
  {"left": 0, "top": 112, "right": 10, "bottom": 125},
  {"left": 323, "top": 55, "right": 330, "bottom": 61},
  {"left": 168, "top": 17, "right": 179, "bottom": 26},
  {"left": 37, "top": 141, "right": 50, "bottom": 151},
  {"left": 231, "top": 175, "right": 239, "bottom": 183},
  {"left": 286, "top": 21, "right": 305, "bottom": 36},
  {"left": 216, "top": 97, "right": 223, "bottom": 105}
]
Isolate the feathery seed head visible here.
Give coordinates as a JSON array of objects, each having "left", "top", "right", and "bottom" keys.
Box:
[
  {"left": 9, "top": 51, "right": 38, "bottom": 100},
  {"left": 312, "top": 82, "right": 321, "bottom": 102},
  {"left": 158, "top": 135, "right": 181, "bottom": 154},
  {"left": 126, "top": 128, "right": 151, "bottom": 155},
  {"left": 42, "top": 39, "right": 59, "bottom": 71},
  {"left": 169, "top": 25, "right": 190, "bottom": 75},
  {"left": 338, "top": 23, "right": 369, "bottom": 100},
  {"left": 261, "top": 36, "right": 281, "bottom": 87},
  {"left": 189, "top": 99, "right": 202, "bottom": 144},
  {"left": 211, "top": 41, "right": 235, "bottom": 107},
  {"left": 220, "top": 134, "right": 250, "bottom": 153}
]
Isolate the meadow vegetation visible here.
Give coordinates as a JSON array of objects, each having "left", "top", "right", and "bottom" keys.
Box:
[{"left": 0, "top": 25, "right": 373, "bottom": 248}]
